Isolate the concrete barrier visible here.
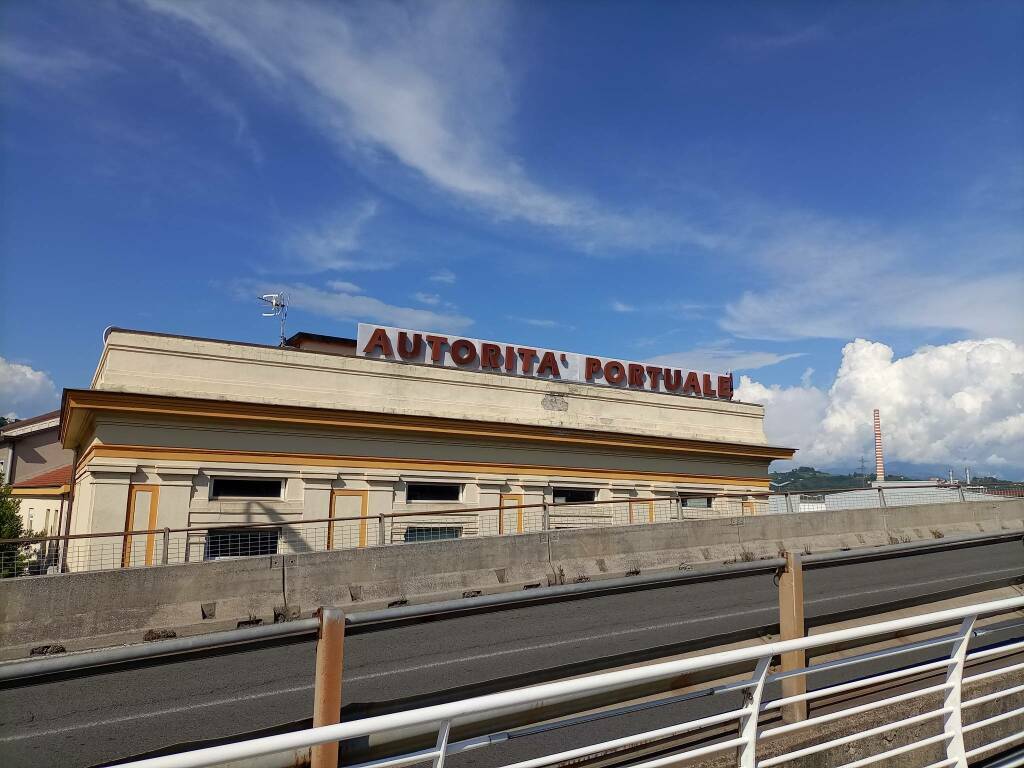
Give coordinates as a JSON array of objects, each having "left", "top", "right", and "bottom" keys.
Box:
[{"left": 0, "top": 500, "right": 1021, "bottom": 657}]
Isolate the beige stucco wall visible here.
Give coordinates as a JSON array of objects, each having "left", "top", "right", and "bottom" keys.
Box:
[
  {"left": 15, "top": 493, "right": 65, "bottom": 535},
  {"left": 92, "top": 330, "right": 772, "bottom": 447},
  {"left": 61, "top": 329, "right": 780, "bottom": 569},
  {"left": 5, "top": 424, "right": 74, "bottom": 484}
]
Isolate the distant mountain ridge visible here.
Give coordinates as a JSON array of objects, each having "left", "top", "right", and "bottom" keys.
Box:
[{"left": 768, "top": 465, "right": 1016, "bottom": 492}]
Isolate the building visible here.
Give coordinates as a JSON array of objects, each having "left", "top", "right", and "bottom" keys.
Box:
[
  {"left": 57, "top": 325, "right": 794, "bottom": 568},
  {"left": 1, "top": 411, "right": 73, "bottom": 538}
]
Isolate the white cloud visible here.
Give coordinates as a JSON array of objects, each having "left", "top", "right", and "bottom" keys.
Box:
[
  {"left": 0, "top": 41, "right": 113, "bottom": 86},
  {"left": 168, "top": 63, "right": 263, "bottom": 164},
  {"left": 327, "top": 280, "right": 361, "bottom": 293},
  {"left": 235, "top": 280, "right": 472, "bottom": 332},
  {"left": 737, "top": 338, "right": 1024, "bottom": 475},
  {"left": 729, "top": 24, "right": 828, "bottom": 52},
  {"left": 508, "top": 316, "right": 576, "bottom": 331},
  {"left": 647, "top": 342, "right": 804, "bottom": 373},
  {"left": 285, "top": 200, "right": 383, "bottom": 272},
  {"left": 719, "top": 211, "right": 1024, "bottom": 343},
  {"left": 136, "top": 0, "right": 711, "bottom": 252},
  {"left": 611, "top": 300, "right": 636, "bottom": 313},
  {"left": 413, "top": 292, "right": 441, "bottom": 306},
  {"left": 429, "top": 269, "right": 456, "bottom": 285},
  {"left": 725, "top": 271, "right": 1024, "bottom": 343},
  {"left": 0, "top": 358, "right": 59, "bottom": 420}
]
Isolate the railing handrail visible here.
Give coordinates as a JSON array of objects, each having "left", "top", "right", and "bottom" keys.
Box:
[
  {"left": 3, "top": 483, "right": 1022, "bottom": 548},
  {"left": 111, "top": 595, "right": 1024, "bottom": 768},
  {"left": 0, "top": 494, "right": 683, "bottom": 546}
]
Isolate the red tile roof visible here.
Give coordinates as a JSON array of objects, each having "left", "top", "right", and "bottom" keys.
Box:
[{"left": 12, "top": 465, "right": 72, "bottom": 489}]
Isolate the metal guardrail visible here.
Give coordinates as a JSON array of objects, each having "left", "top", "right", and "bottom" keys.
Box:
[
  {"left": 2, "top": 482, "right": 1020, "bottom": 578},
  {"left": 110, "top": 595, "right": 1024, "bottom": 768}
]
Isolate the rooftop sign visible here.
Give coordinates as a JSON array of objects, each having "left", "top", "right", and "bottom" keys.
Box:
[{"left": 357, "top": 324, "right": 734, "bottom": 400}]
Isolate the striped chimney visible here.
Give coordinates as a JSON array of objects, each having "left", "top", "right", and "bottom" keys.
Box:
[{"left": 873, "top": 409, "right": 885, "bottom": 482}]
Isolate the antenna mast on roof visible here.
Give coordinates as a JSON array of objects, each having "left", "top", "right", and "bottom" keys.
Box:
[{"left": 258, "top": 293, "right": 288, "bottom": 346}]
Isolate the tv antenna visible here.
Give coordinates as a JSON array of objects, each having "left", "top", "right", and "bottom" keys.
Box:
[{"left": 258, "top": 293, "right": 288, "bottom": 346}]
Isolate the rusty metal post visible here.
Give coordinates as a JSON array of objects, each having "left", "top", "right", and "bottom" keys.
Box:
[
  {"left": 311, "top": 607, "right": 345, "bottom": 768},
  {"left": 778, "top": 551, "right": 807, "bottom": 723},
  {"left": 161, "top": 528, "right": 171, "bottom": 565}
]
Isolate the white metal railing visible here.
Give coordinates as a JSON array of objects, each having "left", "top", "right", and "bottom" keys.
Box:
[{"left": 116, "top": 596, "right": 1024, "bottom": 768}]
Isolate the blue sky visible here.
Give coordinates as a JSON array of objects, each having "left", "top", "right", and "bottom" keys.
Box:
[{"left": 2, "top": 1, "right": 1022, "bottom": 476}]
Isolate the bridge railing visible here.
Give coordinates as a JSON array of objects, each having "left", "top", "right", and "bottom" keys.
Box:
[
  {"left": 112, "top": 595, "right": 1024, "bottom": 768},
  {"left": 1, "top": 483, "right": 1020, "bottom": 577}
]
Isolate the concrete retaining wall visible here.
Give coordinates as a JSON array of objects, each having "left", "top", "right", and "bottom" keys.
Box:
[{"left": 1, "top": 500, "right": 1021, "bottom": 657}]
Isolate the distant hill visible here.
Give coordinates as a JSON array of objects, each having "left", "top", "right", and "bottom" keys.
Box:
[
  {"left": 770, "top": 466, "right": 1020, "bottom": 491},
  {"left": 769, "top": 466, "right": 913, "bottom": 492}
]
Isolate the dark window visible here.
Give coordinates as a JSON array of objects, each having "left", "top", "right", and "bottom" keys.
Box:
[
  {"left": 210, "top": 478, "right": 282, "bottom": 499},
  {"left": 553, "top": 488, "right": 596, "bottom": 504},
  {"left": 683, "top": 497, "right": 714, "bottom": 508},
  {"left": 204, "top": 528, "right": 279, "bottom": 560},
  {"left": 404, "top": 526, "right": 462, "bottom": 543},
  {"left": 406, "top": 483, "right": 461, "bottom": 502}
]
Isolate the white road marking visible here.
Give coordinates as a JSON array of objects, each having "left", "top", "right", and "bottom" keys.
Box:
[
  {"left": 345, "top": 605, "right": 778, "bottom": 682},
  {"left": 5, "top": 564, "right": 1020, "bottom": 742},
  {"left": 805, "top": 567, "right": 1022, "bottom": 605},
  {"left": 0, "top": 683, "right": 314, "bottom": 742}
]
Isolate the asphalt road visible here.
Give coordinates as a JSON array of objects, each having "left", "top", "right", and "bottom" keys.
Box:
[{"left": 1, "top": 541, "right": 1021, "bottom": 768}]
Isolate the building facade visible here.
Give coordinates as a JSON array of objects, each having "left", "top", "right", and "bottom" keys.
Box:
[
  {"left": 1, "top": 411, "right": 73, "bottom": 537},
  {"left": 58, "top": 327, "right": 794, "bottom": 567}
]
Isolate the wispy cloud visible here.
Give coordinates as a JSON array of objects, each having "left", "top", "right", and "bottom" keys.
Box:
[
  {"left": 413, "top": 292, "right": 441, "bottom": 306},
  {"left": 507, "top": 316, "right": 576, "bottom": 331},
  {"left": 136, "top": 0, "right": 715, "bottom": 253},
  {"left": 429, "top": 269, "right": 457, "bottom": 285},
  {"left": 729, "top": 24, "right": 828, "bottom": 52},
  {"left": 167, "top": 63, "right": 263, "bottom": 165},
  {"left": 646, "top": 341, "right": 804, "bottom": 373},
  {"left": 327, "top": 280, "right": 361, "bottom": 293},
  {"left": 718, "top": 210, "right": 1024, "bottom": 342},
  {"left": 611, "top": 298, "right": 706, "bottom": 318},
  {"left": 284, "top": 200, "right": 385, "bottom": 272},
  {"left": 234, "top": 279, "right": 472, "bottom": 331},
  {"left": 0, "top": 40, "right": 114, "bottom": 86}
]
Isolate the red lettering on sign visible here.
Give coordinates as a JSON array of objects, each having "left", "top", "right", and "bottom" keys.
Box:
[
  {"left": 451, "top": 339, "right": 477, "bottom": 366},
  {"left": 517, "top": 347, "right": 538, "bottom": 375},
  {"left": 604, "top": 360, "right": 626, "bottom": 384},
  {"left": 397, "top": 331, "right": 422, "bottom": 360},
  {"left": 628, "top": 364, "right": 644, "bottom": 387},
  {"left": 362, "top": 328, "right": 394, "bottom": 358},
  {"left": 664, "top": 369, "right": 682, "bottom": 392},
  {"left": 584, "top": 357, "right": 603, "bottom": 381},
  {"left": 683, "top": 371, "right": 701, "bottom": 395},
  {"left": 424, "top": 335, "right": 448, "bottom": 363},
  {"left": 480, "top": 343, "right": 502, "bottom": 370},
  {"left": 645, "top": 366, "right": 663, "bottom": 391},
  {"left": 537, "top": 351, "right": 561, "bottom": 378},
  {"left": 702, "top": 373, "right": 717, "bottom": 397},
  {"left": 718, "top": 374, "right": 734, "bottom": 400},
  {"left": 505, "top": 345, "right": 516, "bottom": 372}
]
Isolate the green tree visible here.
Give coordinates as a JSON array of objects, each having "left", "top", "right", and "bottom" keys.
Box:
[{"left": 0, "top": 472, "right": 29, "bottom": 577}]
